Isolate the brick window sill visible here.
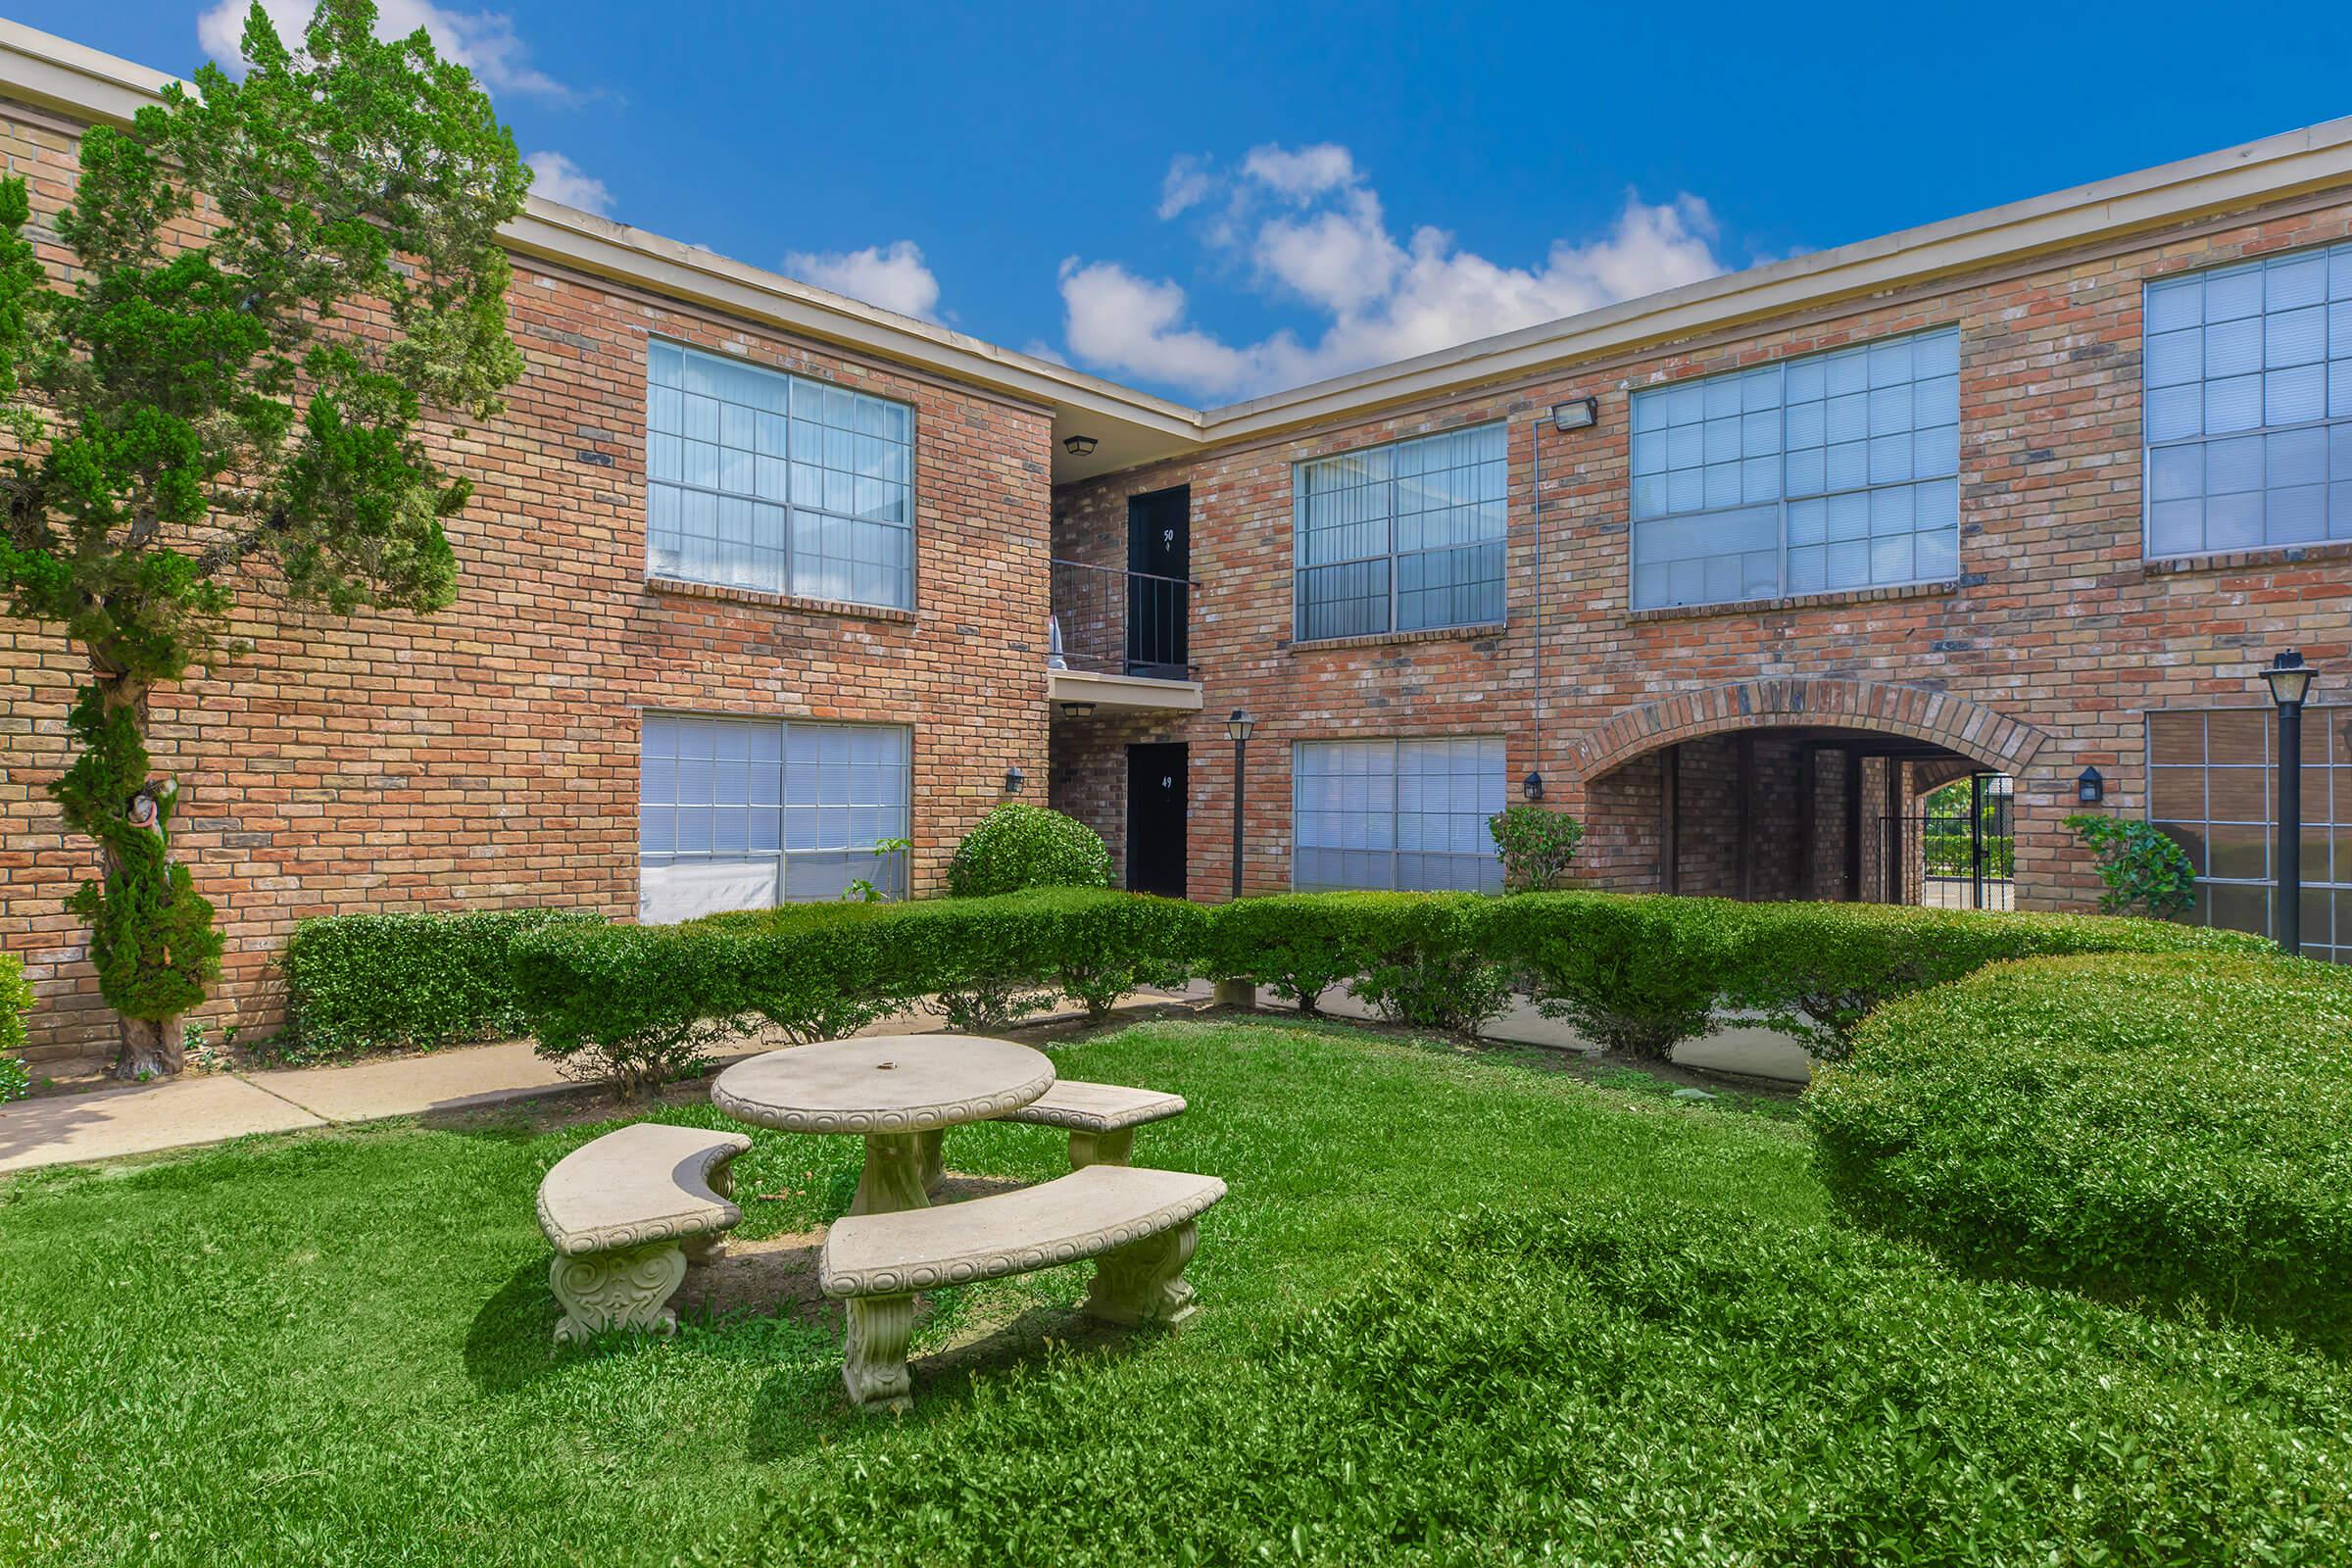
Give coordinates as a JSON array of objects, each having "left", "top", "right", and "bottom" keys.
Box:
[
  {"left": 643, "top": 575, "right": 919, "bottom": 623},
  {"left": 2142, "top": 539, "right": 2352, "bottom": 577},
  {"left": 1627, "top": 579, "right": 1958, "bottom": 624},
  {"left": 1287, "top": 621, "right": 1508, "bottom": 655}
]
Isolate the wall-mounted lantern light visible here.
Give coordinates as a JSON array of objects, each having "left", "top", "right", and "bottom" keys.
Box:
[
  {"left": 2076, "top": 766, "right": 2103, "bottom": 806},
  {"left": 1062, "top": 434, "right": 1099, "bottom": 457},
  {"left": 1522, "top": 771, "right": 1545, "bottom": 802},
  {"left": 1004, "top": 765, "right": 1025, "bottom": 794},
  {"left": 1550, "top": 398, "right": 1598, "bottom": 433}
]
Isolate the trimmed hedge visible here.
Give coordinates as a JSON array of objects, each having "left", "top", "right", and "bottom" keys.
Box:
[
  {"left": 735, "top": 1201, "right": 2352, "bottom": 1566},
  {"left": 1198, "top": 893, "right": 1370, "bottom": 1014},
  {"left": 0, "top": 950, "right": 30, "bottom": 1102},
  {"left": 1341, "top": 892, "right": 1514, "bottom": 1037},
  {"left": 946, "top": 804, "right": 1111, "bottom": 897},
  {"left": 1718, "top": 901, "right": 2271, "bottom": 1059},
  {"left": 1482, "top": 892, "right": 1748, "bottom": 1058},
  {"left": 280, "top": 907, "right": 608, "bottom": 1059},
  {"left": 512, "top": 888, "right": 1205, "bottom": 1095},
  {"left": 1808, "top": 951, "right": 2352, "bottom": 1351}
]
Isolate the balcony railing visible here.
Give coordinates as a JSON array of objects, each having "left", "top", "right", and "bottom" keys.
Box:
[{"left": 1048, "top": 558, "right": 1194, "bottom": 681}]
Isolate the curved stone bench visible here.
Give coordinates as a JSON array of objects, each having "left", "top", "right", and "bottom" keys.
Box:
[
  {"left": 819, "top": 1163, "right": 1226, "bottom": 1411},
  {"left": 1002, "top": 1079, "right": 1187, "bottom": 1169},
  {"left": 537, "top": 1123, "right": 751, "bottom": 1343}
]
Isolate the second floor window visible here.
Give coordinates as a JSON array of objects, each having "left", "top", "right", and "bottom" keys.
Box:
[
  {"left": 2143, "top": 239, "right": 2352, "bottom": 561},
  {"left": 1295, "top": 423, "right": 1506, "bottom": 641},
  {"left": 1630, "top": 327, "right": 1961, "bottom": 612},
  {"left": 646, "top": 342, "right": 914, "bottom": 610}
]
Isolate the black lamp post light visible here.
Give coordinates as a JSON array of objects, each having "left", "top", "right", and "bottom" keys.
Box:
[
  {"left": 1226, "top": 709, "right": 1255, "bottom": 900},
  {"left": 2261, "top": 650, "right": 2320, "bottom": 956}
]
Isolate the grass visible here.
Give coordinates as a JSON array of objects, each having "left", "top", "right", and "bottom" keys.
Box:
[{"left": 2, "top": 1016, "right": 2344, "bottom": 1566}]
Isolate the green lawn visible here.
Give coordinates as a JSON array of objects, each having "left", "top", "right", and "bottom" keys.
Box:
[{"left": 3, "top": 1017, "right": 2345, "bottom": 1566}]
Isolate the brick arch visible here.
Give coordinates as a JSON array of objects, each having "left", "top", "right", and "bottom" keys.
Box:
[{"left": 1570, "top": 677, "right": 2050, "bottom": 780}]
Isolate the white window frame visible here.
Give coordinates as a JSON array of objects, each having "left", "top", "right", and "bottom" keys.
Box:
[
  {"left": 1628, "top": 326, "right": 1963, "bottom": 612},
  {"left": 2140, "top": 239, "right": 2352, "bottom": 563},
  {"left": 644, "top": 341, "right": 916, "bottom": 611},
  {"left": 1291, "top": 735, "right": 1507, "bottom": 894},
  {"left": 1292, "top": 423, "right": 1509, "bottom": 642},
  {"left": 638, "top": 711, "right": 911, "bottom": 923}
]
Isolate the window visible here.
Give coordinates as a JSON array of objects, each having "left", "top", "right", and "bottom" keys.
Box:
[
  {"left": 2146, "top": 707, "right": 2350, "bottom": 962},
  {"left": 1293, "top": 736, "right": 1505, "bottom": 893},
  {"left": 639, "top": 713, "right": 909, "bottom": 922},
  {"left": 2143, "top": 241, "right": 2352, "bottom": 559},
  {"left": 1295, "top": 423, "right": 1506, "bottom": 641},
  {"left": 646, "top": 342, "right": 913, "bottom": 609},
  {"left": 1629, "top": 327, "right": 1961, "bottom": 611}
]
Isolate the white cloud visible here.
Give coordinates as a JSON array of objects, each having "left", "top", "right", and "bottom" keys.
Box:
[
  {"left": 1239, "top": 143, "right": 1358, "bottom": 203},
  {"left": 1156, "top": 155, "right": 1215, "bottom": 221},
  {"left": 1059, "top": 142, "right": 1727, "bottom": 401},
  {"left": 523, "top": 151, "right": 612, "bottom": 216},
  {"left": 198, "top": 0, "right": 573, "bottom": 99},
  {"left": 784, "top": 240, "right": 943, "bottom": 322}
]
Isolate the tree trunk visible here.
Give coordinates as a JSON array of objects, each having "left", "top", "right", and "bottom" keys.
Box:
[
  {"left": 116, "top": 1013, "right": 184, "bottom": 1082},
  {"left": 92, "top": 675, "right": 192, "bottom": 1083}
]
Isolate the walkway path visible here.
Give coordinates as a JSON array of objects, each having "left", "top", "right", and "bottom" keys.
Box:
[{"left": 0, "top": 985, "right": 1813, "bottom": 1176}]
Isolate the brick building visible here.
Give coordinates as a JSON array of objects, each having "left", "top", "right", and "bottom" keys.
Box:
[{"left": 5, "top": 21, "right": 2352, "bottom": 1066}]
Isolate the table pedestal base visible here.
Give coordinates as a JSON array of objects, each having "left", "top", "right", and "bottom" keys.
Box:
[{"left": 851, "top": 1131, "right": 933, "bottom": 1216}]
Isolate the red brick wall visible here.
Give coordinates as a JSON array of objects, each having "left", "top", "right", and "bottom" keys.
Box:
[
  {"left": 0, "top": 98, "right": 1052, "bottom": 1065},
  {"left": 1052, "top": 187, "right": 2352, "bottom": 915}
]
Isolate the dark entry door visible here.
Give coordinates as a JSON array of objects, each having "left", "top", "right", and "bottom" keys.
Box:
[
  {"left": 1125, "top": 486, "right": 1190, "bottom": 678},
  {"left": 1126, "top": 743, "right": 1188, "bottom": 899}
]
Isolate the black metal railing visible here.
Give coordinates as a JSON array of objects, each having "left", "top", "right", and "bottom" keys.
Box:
[{"left": 1048, "top": 559, "right": 1194, "bottom": 679}]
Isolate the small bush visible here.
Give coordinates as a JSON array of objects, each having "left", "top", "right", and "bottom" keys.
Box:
[
  {"left": 279, "top": 907, "right": 607, "bottom": 1059},
  {"left": 1483, "top": 892, "right": 1744, "bottom": 1058},
  {"left": 734, "top": 1201, "right": 2352, "bottom": 1567},
  {"left": 1720, "top": 902, "right": 2267, "bottom": 1060},
  {"left": 1040, "top": 891, "right": 1206, "bottom": 1018},
  {"left": 946, "top": 804, "right": 1111, "bottom": 898},
  {"left": 1341, "top": 892, "right": 1514, "bottom": 1037},
  {"left": 2068, "top": 812, "right": 2196, "bottom": 916},
  {"left": 1200, "top": 895, "right": 1374, "bottom": 1014},
  {"left": 0, "top": 950, "right": 29, "bottom": 1102},
  {"left": 1487, "top": 805, "right": 1584, "bottom": 892},
  {"left": 1809, "top": 951, "right": 2352, "bottom": 1350}
]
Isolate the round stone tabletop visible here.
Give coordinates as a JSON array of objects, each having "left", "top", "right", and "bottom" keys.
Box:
[{"left": 710, "top": 1036, "right": 1054, "bottom": 1135}]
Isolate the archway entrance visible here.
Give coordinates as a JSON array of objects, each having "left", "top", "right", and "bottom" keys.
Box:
[{"left": 1571, "top": 678, "right": 2049, "bottom": 904}]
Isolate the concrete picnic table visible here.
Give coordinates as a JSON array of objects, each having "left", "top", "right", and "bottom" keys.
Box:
[{"left": 710, "top": 1035, "right": 1055, "bottom": 1215}]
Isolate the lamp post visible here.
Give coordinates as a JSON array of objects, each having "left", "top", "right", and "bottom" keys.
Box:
[
  {"left": 2261, "top": 650, "right": 2319, "bottom": 955},
  {"left": 1226, "top": 709, "right": 1255, "bottom": 900}
]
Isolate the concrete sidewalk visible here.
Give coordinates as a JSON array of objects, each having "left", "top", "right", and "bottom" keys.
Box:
[
  {"left": 0, "top": 1039, "right": 604, "bottom": 1175},
  {"left": 0, "top": 992, "right": 1201, "bottom": 1175},
  {"left": 0, "top": 985, "right": 1812, "bottom": 1176}
]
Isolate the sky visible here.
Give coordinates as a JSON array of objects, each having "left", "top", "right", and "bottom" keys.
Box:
[{"left": 24, "top": 1, "right": 2352, "bottom": 407}]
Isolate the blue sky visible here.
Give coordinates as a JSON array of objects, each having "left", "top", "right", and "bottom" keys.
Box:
[{"left": 27, "top": 1, "right": 2352, "bottom": 405}]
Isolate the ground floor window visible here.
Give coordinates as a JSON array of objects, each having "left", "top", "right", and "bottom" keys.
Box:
[
  {"left": 1293, "top": 735, "right": 1505, "bottom": 894},
  {"left": 639, "top": 713, "right": 909, "bottom": 923},
  {"left": 2147, "top": 707, "right": 2349, "bottom": 961}
]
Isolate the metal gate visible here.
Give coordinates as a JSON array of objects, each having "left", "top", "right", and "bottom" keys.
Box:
[{"left": 1882, "top": 773, "right": 2015, "bottom": 910}]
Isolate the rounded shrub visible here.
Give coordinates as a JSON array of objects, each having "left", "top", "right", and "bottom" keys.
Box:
[
  {"left": 1481, "top": 891, "right": 1747, "bottom": 1058},
  {"left": 946, "top": 804, "right": 1111, "bottom": 898},
  {"left": 1807, "top": 951, "right": 2352, "bottom": 1350},
  {"left": 1718, "top": 901, "right": 2269, "bottom": 1060}
]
